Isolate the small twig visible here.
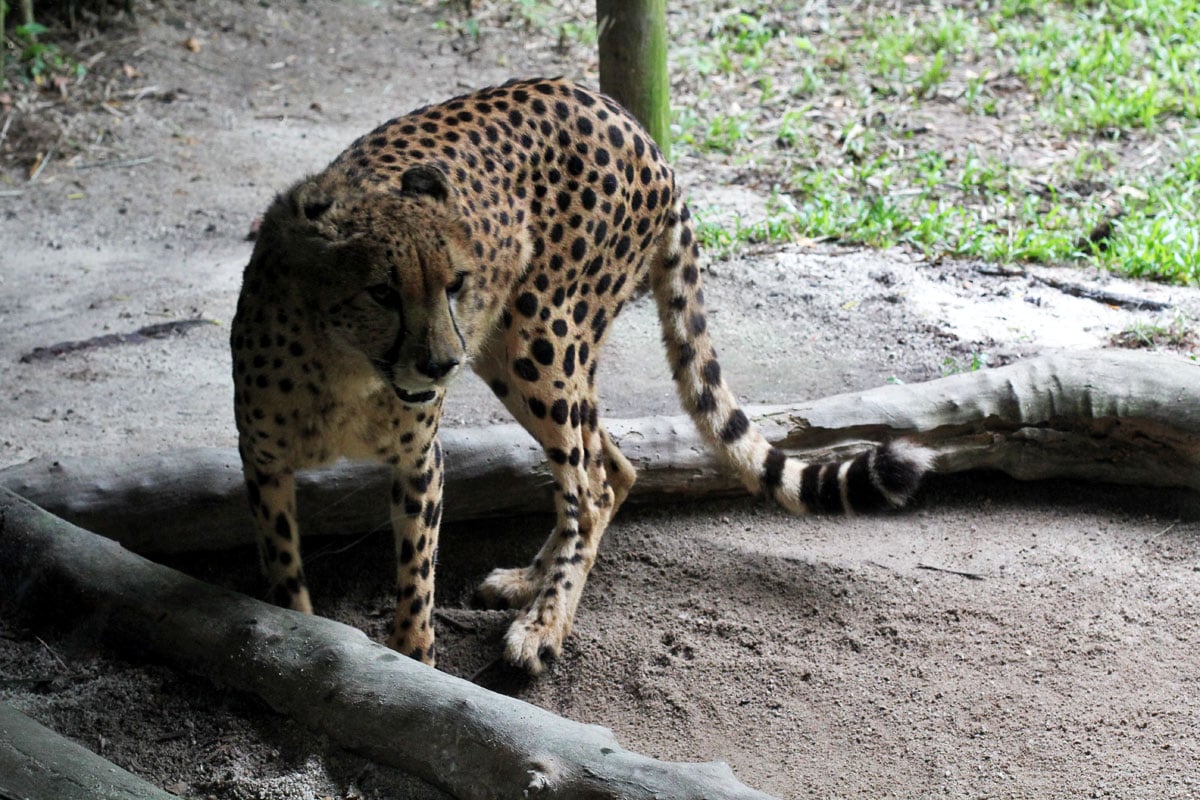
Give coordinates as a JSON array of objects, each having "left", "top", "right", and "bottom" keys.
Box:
[
  {"left": 916, "top": 563, "right": 986, "bottom": 581},
  {"left": 468, "top": 657, "right": 502, "bottom": 683},
  {"left": 1033, "top": 274, "right": 1171, "bottom": 312},
  {"left": 1148, "top": 520, "right": 1179, "bottom": 543},
  {"left": 0, "top": 112, "right": 13, "bottom": 149},
  {"left": 74, "top": 51, "right": 108, "bottom": 90},
  {"left": 116, "top": 85, "right": 161, "bottom": 99},
  {"left": 253, "top": 113, "right": 322, "bottom": 123},
  {"left": 74, "top": 155, "right": 156, "bottom": 171},
  {"left": 28, "top": 149, "right": 53, "bottom": 182},
  {"left": 433, "top": 610, "right": 479, "bottom": 633},
  {"left": 977, "top": 264, "right": 1026, "bottom": 277},
  {"left": 305, "top": 528, "right": 382, "bottom": 563},
  {"left": 19, "top": 317, "right": 216, "bottom": 363},
  {"left": 35, "top": 635, "right": 71, "bottom": 672}
]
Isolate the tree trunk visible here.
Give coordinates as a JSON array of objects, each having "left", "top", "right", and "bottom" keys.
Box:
[
  {"left": 0, "top": 703, "right": 179, "bottom": 800},
  {"left": 0, "top": 490, "right": 777, "bottom": 800},
  {"left": 597, "top": 0, "right": 671, "bottom": 159},
  {"left": 0, "top": 350, "right": 1195, "bottom": 556}
]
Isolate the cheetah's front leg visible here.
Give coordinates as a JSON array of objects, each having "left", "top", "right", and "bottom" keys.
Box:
[
  {"left": 242, "top": 467, "right": 312, "bottom": 613},
  {"left": 385, "top": 438, "right": 445, "bottom": 666}
]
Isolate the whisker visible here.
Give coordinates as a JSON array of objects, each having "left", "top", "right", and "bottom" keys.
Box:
[{"left": 306, "top": 520, "right": 391, "bottom": 564}]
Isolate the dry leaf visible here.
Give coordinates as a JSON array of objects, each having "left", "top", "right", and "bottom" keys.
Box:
[{"left": 28, "top": 153, "right": 46, "bottom": 180}]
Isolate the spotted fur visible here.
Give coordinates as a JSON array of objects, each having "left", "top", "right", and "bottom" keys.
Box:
[{"left": 231, "top": 78, "right": 932, "bottom": 674}]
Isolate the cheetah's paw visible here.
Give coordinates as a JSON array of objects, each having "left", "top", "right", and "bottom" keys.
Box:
[
  {"left": 472, "top": 565, "right": 539, "bottom": 610},
  {"left": 503, "top": 611, "right": 568, "bottom": 675}
]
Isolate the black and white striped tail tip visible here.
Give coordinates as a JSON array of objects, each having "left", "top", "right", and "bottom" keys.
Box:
[{"left": 849, "top": 439, "right": 935, "bottom": 512}]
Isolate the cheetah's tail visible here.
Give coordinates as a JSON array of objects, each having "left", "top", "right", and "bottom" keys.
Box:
[{"left": 649, "top": 200, "right": 933, "bottom": 514}]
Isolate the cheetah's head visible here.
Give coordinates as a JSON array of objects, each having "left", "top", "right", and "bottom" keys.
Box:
[{"left": 261, "top": 166, "right": 474, "bottom": 404}]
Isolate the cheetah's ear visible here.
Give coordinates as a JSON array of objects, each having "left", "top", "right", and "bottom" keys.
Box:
[
  {"left": 400, "top": 165, "right": 451, "bottom": 203},
  {"left": 291, "top": 180, "right": 336, "bottom": 223}
]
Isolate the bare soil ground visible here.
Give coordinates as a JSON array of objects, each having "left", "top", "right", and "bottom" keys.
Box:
[{"left": 1, "top": 2, "right": 1198, "bottom": 799}]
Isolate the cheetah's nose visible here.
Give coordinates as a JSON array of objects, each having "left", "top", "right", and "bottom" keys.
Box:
[{"left": 418, "top": 358, "right": 460, "bottom": 380}]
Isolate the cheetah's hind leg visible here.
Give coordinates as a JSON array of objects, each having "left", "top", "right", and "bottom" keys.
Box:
[
  {"left": 467, "top": 346, "right": 548, "bottom": 612},
  {"left": 468, "top": 340, "right": 628, "bottom": 672}
]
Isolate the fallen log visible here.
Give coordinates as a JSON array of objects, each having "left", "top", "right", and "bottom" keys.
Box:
[
  {"left": 770, "top": 348, "right": 1200, "bottom": 488},
  {"left": 0, "top": 350, "right": 1196, "bottom": 554},
  {"left": 0, "top": 490, "right": 777, "bottom": 800},
  {"left": 0, "top": 703, "right": 179, "bottom": 800}
]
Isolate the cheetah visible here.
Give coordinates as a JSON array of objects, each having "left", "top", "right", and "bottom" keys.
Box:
[{"left": 231, "top": 78, "right": 931, "bottom": 674}]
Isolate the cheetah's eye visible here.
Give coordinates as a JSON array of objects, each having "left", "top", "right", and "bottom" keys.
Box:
[
  {"left": 446, "top": 272, "right": 467, "bottom": 296},
  {"left": 366, "top": 283, "right": 400, "bottom": 308}
]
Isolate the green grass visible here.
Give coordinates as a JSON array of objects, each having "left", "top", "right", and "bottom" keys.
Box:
[
  {"left": 431, "top": 0, "right": 596, "bottom": 50},
  {"left": 671, "top": 0, "right": 1200, "bottom": 284},
  {"left": 3, "top": 21, "right": 88, "bottom": 87},
  {"left": 693, "top": 142, "right": 1200, "bottom": 268},
  {"left": 941, "top": 352, "right": 991, "bottom": 375},
  {"left": 1095, "top": 149, "right": 1200, "bottom": 281},
  {"left": 1111, "top": 311, "right": 1198, "bottom": 349},
  {"left": 997, "top": 0, "right": 1200, "bottom": 131},
  {"left": 675, "top": 109, "right": 755, "bottom": 154}
]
